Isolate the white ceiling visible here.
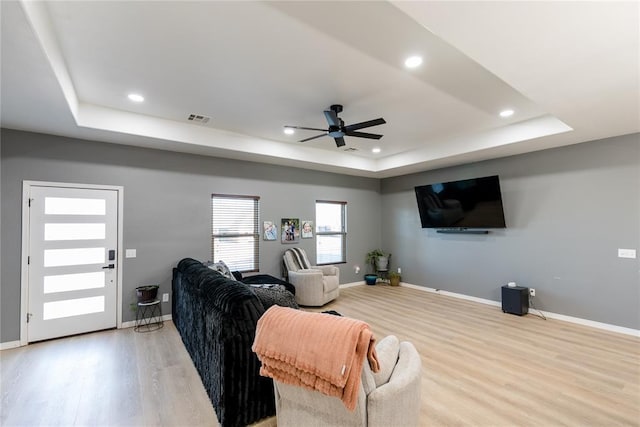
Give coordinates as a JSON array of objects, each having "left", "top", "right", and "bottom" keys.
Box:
[{"left": 2, "top": 1, "right": 638, "bottom": 178}]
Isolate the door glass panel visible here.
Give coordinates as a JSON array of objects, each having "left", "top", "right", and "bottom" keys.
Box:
[
  {"left": 44, "top": 272, "right": 105, "bottom": 294},
  {"left": 44, "top": 223, "right": 106, "bottom": 241},
  {"left": 44, "top": 247, "right": 105, "bottom": 267},
  {"left": 45, "top": 197, "right": 106, "bottom": 215},
  {"left": 43, "top": 296, "right": 105, "bottom": 320}
]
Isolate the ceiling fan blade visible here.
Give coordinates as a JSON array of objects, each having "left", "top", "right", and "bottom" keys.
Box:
[
  {"left": 299, "top": 133, "right": 327, "bottom": 142},
  {"left": 344, "top": 131, "right": 383, "bottom": 140},
  {"left": 345, "top": 118, "right": 386, "bottom": 132},
  {"left": 324, "top": 110, "right": 340, "bottom": 127},
  {"left": 285, "top": 125, "right": 327, "bottom": 132},
  {"left": 334, "top": 136, "right": 346, "bottom": 147}
]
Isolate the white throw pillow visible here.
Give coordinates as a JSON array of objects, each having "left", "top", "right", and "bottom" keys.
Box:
[{"left": 207, "top": 260, "right": 233, "bottom": 279}]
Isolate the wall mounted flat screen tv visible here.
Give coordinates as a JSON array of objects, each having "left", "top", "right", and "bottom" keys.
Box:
[{"left": 414, "top": 175, "right": 506, "bottom": 229}]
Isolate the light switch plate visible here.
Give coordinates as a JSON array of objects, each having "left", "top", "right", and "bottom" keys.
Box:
[
  {"left": 618, "top": 248, "right": 636, "bottom": 259},
  {"left": 125, "top": 249, "right": 137, "bottom": 258},
  {"left": 162, "top": 293, "right": 169, "bottom": 302}
]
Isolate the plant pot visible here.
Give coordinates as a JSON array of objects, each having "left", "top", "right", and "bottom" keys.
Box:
[
  {"left": 136, "top": 285, "right": 159, "bottom": 303},
  {"left": 389, "top": 276, "right": 401, "bottom": 287},
  {"left": 375, "top": 256, "right": 389, "bottom": 271},
  {"left": 364, "top": 274, "right": 377, "bottom": 286}
]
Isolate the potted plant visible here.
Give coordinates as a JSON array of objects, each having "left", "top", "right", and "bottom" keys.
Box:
[
  {"left": 365, "top": 249, "right": 391, "bottom": 272},
  {"left": 388, "top": 271, "right": 401, "bottom": 287}
]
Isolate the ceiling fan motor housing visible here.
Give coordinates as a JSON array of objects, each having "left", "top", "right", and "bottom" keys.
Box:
[{"left": 328, "top": 126, "right": 343, "bottom": 138}]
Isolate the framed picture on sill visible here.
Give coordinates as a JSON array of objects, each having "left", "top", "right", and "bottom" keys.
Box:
[
  {"left": 281, "top": 218, "right": 300, "bottom": 243},
  {"left": 263, "top": 221, "right": 277, "bottom": 241},
  {"left": 301, "top": 220, "right": 313, "bottom": 239}
]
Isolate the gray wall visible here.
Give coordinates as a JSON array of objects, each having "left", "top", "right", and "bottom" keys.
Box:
[
  {"left": 2, "top": 128, "right": 638, "bottom": 343},
  {"left": 381, "top": 133, "right": 640, "bottom": 329},
  {"left": 1, "top": 129, "right": 381, "bottom": 342}
]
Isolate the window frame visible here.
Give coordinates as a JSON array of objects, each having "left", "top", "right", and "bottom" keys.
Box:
[
  {"left": 211, "top": 193, "right": 260, "bottom": 273},
  {"left": 315, "top": 200, "right": 347, "bottom": 265}
]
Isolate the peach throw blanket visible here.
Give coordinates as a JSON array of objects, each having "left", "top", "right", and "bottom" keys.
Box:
[{"left": 252, "top": 306, "right": 379, "bottom": 411}]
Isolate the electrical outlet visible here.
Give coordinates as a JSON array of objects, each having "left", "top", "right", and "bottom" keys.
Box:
[
  {"left": 162, "top": 293, "right": 169, "bottom": 302},
  {"left": 618, "top": 248, "right": 637, "bottom": 259},
  {"left": 529, "top": 288, "right": 536, "bottom": 297},
  {"left": 397, "top": 267, "right": 401, "bottom": 274}
]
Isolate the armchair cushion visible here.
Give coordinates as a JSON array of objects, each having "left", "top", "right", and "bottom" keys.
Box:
[
  {"left": 361, "top": 360, "right": 377, "bottom": 395},
  {"left": 371, "top": 335, "right": 400, "bottom": 387},
  {"left": 367, "top": 341, "right": 422, "bottom": 427}
]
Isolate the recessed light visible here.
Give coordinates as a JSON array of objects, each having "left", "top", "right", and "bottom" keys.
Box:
[
  {"left": 404, "top": 55, "right": 423, "bottom": 69},
  {"left": 284, "top": 127, "right": 295, "bottom": 135},
  {"left": 128, "top": 93, "right": 144, "bottom": 103},
  {"left": 499, "top": 109, "right": 514, "bottom": 118},
  {"left": 372, "top": 147, "right": 381, "bottom": 154}
]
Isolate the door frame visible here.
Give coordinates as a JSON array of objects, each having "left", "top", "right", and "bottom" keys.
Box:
[{"left": 20, "top": 180, "right": 124, "bottom": 346}]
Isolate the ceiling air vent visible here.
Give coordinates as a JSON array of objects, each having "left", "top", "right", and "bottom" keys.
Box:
[
  {"left": 343, "top": 147, "right": 358, "bottom": 152},
  {"left": 187, "top": 114, "right": 211, "bottom": 124}
]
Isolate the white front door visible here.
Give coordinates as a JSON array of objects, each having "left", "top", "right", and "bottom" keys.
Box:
[{"left": 26, "top": 185, "right": 119, "bottom": 342}]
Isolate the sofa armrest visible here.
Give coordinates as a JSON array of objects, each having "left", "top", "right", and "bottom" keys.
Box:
[{"left": 366, "top": 341, "right": 422, "bottom": 427}]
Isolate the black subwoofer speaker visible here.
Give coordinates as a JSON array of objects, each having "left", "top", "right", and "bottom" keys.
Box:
[{"left": 501, "top": 285, "right": 529, "bottom": 316}]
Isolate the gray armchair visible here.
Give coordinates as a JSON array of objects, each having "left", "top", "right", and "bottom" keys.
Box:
[
  {"left": 282, "top": 248, "right": 339, "bottom": 306},
  {"left": 273, "top": 335, "right": 422, "bottom": 427}
]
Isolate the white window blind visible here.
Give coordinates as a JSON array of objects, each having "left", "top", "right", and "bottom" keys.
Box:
[
  {"left": 211, "top": 194, "right": 260, "bottom": 272},
  {"left": 315, "top": 200, "right": 346, "bottom": 264}
]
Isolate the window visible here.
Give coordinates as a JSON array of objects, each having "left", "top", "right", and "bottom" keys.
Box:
[
  {"left": 315, "top": 200, "right": 346, "bottom": 264},
  {"left": 211, "top": 194, "right": 260, "bottom": 272}
]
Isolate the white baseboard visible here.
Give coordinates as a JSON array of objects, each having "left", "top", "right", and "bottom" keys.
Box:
[
  {"left": 340, "top": 281, "right": 366, "bottom": 289},
  {"left": 120, "top": 313, "right": 172, "bottom": 329},
  {"left": 401, "top": 283, "right": 503, "bottom": 307},
  {"left": 398, "top": 283, "right": 639, "bottom": 337},
  {"left": 342, "top": 282, "right": 639, "bottom": 337},
  {"left": 0, "top": 340, "right": 22, "bottom": 350},
  {"left": 1, "top": 314, "right": 175, "bottom": 350}
]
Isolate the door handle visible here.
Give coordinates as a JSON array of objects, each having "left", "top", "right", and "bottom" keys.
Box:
[{"left": 102, "top": 264, "right": 115, "bottom": 269}]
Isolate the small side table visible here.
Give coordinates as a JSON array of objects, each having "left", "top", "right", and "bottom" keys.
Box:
[
  {"left": 376, "top": 268, "right": 389, "bottom": 284},
  {"left": 135, "top": 299, "right": 164, "bottom": 332}
]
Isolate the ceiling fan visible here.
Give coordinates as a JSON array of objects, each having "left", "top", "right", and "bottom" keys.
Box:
[{"left": 285, "top": 104, "right": 386, "bottom": 148}]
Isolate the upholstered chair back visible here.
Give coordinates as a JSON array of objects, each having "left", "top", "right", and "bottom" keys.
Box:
[{"left": 283, "top": 248, "right": 312, "bottom": 273}]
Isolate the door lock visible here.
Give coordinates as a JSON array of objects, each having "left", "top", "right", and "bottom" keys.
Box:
[{"left": 102, "top": 264, "right": 115, "bottom": 269}]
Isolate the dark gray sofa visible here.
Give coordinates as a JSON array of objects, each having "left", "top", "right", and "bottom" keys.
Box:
[{"left": 172, "top": 258, "right": 297, "bottom": 427}]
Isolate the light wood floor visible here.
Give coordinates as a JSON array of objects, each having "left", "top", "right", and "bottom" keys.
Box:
[{"left": 2, "top": 285, "right": 639, "bottom": 426}]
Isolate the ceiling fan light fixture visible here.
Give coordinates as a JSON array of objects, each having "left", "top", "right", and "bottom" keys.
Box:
[
  {"left": 499, "top": 109, "right": 515, "bottom": 118},
  {"left": 283, "top": 127, "right": 295, "bottom": 135},
  {"left": 404, "top": 55, "right": 423, "bottom": 69},
  {"left": 127, "top": 93, "right": 144, "bottom": 103}
]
